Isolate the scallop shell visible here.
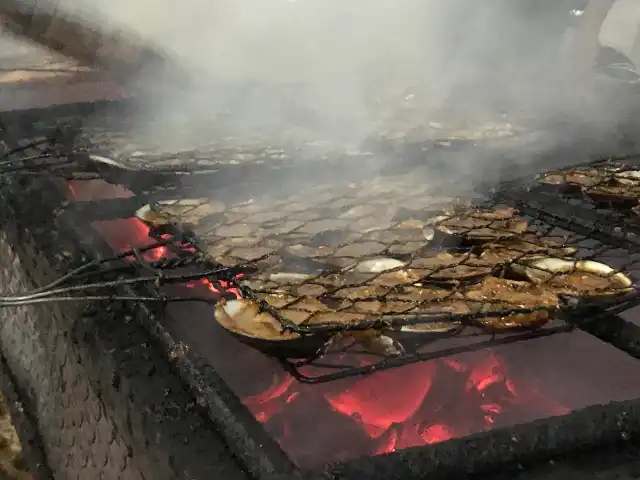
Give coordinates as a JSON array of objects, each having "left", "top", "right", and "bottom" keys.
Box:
[
  {"left": 135, "top": 198, "right": 226, "bottom": 227},
  {"left": 583, "top": 184, "right": 640, "bottom": 206},
  {"left": 215, "top": 299, "right": 300, "bottom": 341},
  {"left": 88, "top": 154, "right": 135, "bottom": 171},
  {"left": 349, "top": 330, "right": 404, "bottom": 356},
  {"left": 510, "top": 257, "right": 633, "bottom": 297},
  {"left": 354, "top": 257, "right": 406, "bottom": 273},
  {"left": 463, "top": 277, "right": 559, "bottom": 331},
  {"left": 435, "top": 208, "right": 528, "bottom": 243},
  {"left": 614, "top": 169, "right": 640, "bottom": 185},
  {"left": 538, "top": 170, "right": 601, "bottom": 188}
]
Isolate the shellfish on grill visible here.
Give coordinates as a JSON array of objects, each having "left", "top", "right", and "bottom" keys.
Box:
[
  {"left": 349, "top": 330, "right": 404, "bottom": 356},
  {"left": 613, "top": 169, "right": 640, "bottom": 185},
  {"left": 583, "top": 183, "right": 640, "bottom": 206},
  {"left": 409, "top": 251, "right": 500, "bottom": 283},
  {"left": 463, "top": 277, "right": 560, "bottom": 331},
  {"left": 510, "top": 257, "right": 633, "bottom": 298},
  {"left": 135, "top": 198, "right": 226, "bottom": 227},
  {"left": 538, "top": 169, "right": 602, "bottom": 190},
  {"left": 214, "top": 298, "right": 332, "bottom": 358},
  {"left": 396, "top": 298, "right": 468, "bottom": 335},
  {"left": 478, "top": 236, "right": 578, "bottom": 265},
  {"left": 434, "top": 207, "right": 528, "bottom": 244},
  {"left": 354, "top": 257, "right": 406, "bottom": 273}
]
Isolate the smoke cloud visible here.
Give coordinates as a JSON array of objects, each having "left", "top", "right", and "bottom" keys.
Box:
[{"left": 10, "top": 0, "right": 640, "bottom": 185}]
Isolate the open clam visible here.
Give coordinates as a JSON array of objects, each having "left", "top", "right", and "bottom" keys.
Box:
[
  {"left": 135, "top": 198, "right": 226, "bottom": 227},
  {"left": 614, "top": 169, "right": 640, "bottom": 185},
  {"left": 510, "top": 257, "right": 633, "bottom": 299},
  {"left": 434, "top": 207, "right": 528, "bottom": 244},
  {"left": 349, "top": 330, "right": 404, "bottom": 356},
  {"left": 396, "top": 298, "right": 468, "bottom": 335},
  {"left": 215, "top": 298, "right": 331, "bottom": 358},
  {"left": 583, "top": 183, "right": 640, "bottom": 207},
  {"left": 410, "top": 251, "right": 501, "bottom": 283},
  {"left": 463, "top": 277, "right": 560, "bottom": 331},
  {"left": 538, "top": 169, "right": 602, "bottom": 192}
]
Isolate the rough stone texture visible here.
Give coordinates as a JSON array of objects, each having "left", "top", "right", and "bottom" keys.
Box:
[{"left": 0, "top": 228, "right": 141, "bottom": 479}]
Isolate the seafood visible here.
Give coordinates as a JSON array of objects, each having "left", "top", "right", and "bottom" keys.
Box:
[
  {"left": 354, "top": 257, "right": 406, "bottom": 273},
  {"left": 583, "top": 184, "right": 640, "bottom": 205},
  {"left": 435, "top": 208, "right": 528, "bottom": 243},
  {"left": 215, "top": 298, "right": 300, "bottom": 341},
  {"left": 397, "top": 299, "right": 468, "bottom": 334},
  {"left": 88, "top": 154, "right": 136, "bottom": 171},
  {"left": 409, "top": 251, "right": 496, "bottom": 282},
  {"left": 464, "top": 277, "right": 560, "bottom": 331},
  {"left": 538, "top": 169, "right": 602, "bottom": 189},
  {"left": 510, "top": 257, "right": 633, "bottom": 298},
  {"left": 478, "top": 236, "right": 577, "bottom": 265},
  {"left": 349, "top": 330, "right": 404, "bottom": 356},
  {"left": 136, "top": 198, "right": 226, "bottom": 227},
  {"left": 614, "top": 169, "right": 640, "bottom": 185}
]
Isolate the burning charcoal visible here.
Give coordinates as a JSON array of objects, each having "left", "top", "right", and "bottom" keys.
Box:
[
  {"left": 434, "top": 208, "right": 528, "bottom": 244},
  {"left": 135, "top": 198, "right": 226, "bottom": 227},
  {"left": 510, "top": 257, "right": 633, "bottom": 299},
  {"left": 463, "top": 277, "right": 560, "bottom": 331}
]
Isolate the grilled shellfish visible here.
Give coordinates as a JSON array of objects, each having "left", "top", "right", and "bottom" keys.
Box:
[
  {"left": 434, "top": 207, "right": 528, "bottom": 244},
  {"left": 510, "top": 257, "right": 633, "bottom": 298},
  {"left": 136, "top": 198, "right": 226, "bottom": 227},
  {"left": 464, "top": 277, "right": 560, "bottom": 331}
]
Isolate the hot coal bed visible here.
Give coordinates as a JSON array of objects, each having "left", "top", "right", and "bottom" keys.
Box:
[{"left": 6, "top": 101, "right": 640, "bottom": 480}]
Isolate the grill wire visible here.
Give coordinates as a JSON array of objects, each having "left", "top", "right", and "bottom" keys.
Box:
[{"left": 7, "top": 117, "right": 640, "bottom": 382}]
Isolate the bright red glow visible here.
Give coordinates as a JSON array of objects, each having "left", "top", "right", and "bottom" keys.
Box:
[
  {"left": 68, "top": 180, "right": 133, "bottom": 201},
  {"left": 325, "top": 362, "right": 436, "bottom": 437},
  {"left": 66, "top": 179, "right": 582, "bottom": 469}
]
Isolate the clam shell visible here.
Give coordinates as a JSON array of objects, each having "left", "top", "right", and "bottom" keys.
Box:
[
  {"left": 463, "top": 277, "right": 559, "bottom": 331},
  {"left": 510, "top": 257, "right": 633, "bottom": 298},
  {"left": 88, "top": 154, "right": 135, "bottom": 171},
  {"left": 435, "top": 208, "right": 528, "bottom": 244},
  {"left": 215, "top": 299, "right": 332, "bottom": 358},
  {"left": 583, "top": 184, "right": 640, "bottom": 206},
  {"left": 349, "top": 330, "right": 404, "bottom": 356},
  {"left": 215, "top": 299, "right": 299, "bottom": 341},
  {"left": 538, "top": 170, "right": 601, "bottom": 189},
  {"left": 354, "top": 257, "right": 406, "bottom": 273},
  {"left": 614, "top": 170, "right": 640, "bottom": 185},
  {"left": 135, "top": 198, "right": 226, "bottom": 227}
]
